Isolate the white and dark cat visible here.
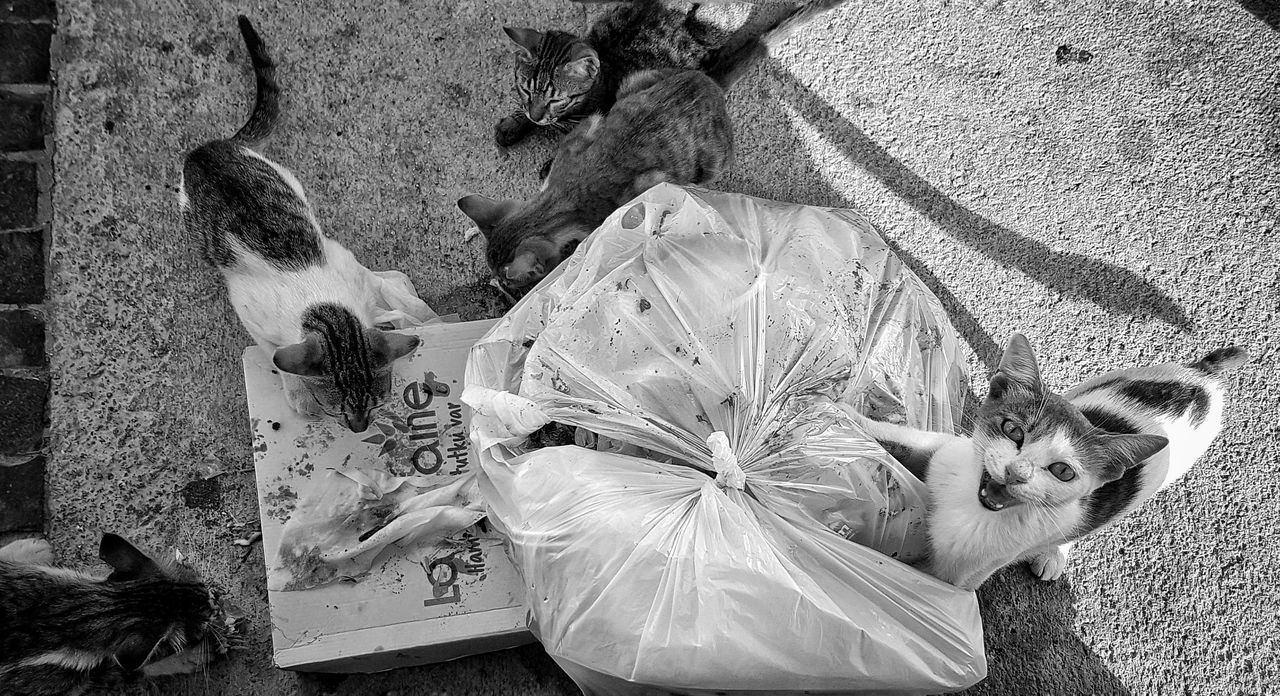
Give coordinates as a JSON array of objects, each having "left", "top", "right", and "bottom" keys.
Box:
[
  {"left": 0, "top": 534, "right": 240, "bottom": 696},
  {"left": 180, "top": 16, "right": 420, "bottom": 433},
  {"left": 853, "top": 334, "right": 1247, "bottom": 590}
]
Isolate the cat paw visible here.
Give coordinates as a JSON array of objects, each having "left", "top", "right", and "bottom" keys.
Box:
[
  {"left": 495, "top": 116, "right": 533, "bottom": 148},
  {"left": 0, "top": 536, "right": 54, "bottom": 565},
  {"left": 1027, "top": 546, "right": 1068, "bottom": 582}
]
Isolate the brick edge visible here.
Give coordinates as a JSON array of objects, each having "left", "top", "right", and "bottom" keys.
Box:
[{"left": 0, "top": 2, "right": 54, "bottom": 538}]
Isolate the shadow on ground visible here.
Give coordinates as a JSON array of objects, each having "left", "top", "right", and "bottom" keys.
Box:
[
  {"left": 723, "top": 63, "right": 1138, "bottom": 694},
  {"left": 1239, "top": 0, "right": 1280, "bottom": 30},
  {"left": 758, "top": 64, "right": 1191, "bottom": 335},
  {"left": 295, "top": 644, "right": 580, "bottom": 696},
  {"left": 972, "top": 570, "right": 1133, "bottom": 696}
]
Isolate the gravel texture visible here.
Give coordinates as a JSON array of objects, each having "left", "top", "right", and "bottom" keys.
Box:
[{"left": 46, "top": 1, "right": 1278, "bottom": 694}]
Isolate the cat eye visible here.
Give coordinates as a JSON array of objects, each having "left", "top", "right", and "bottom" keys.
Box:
[
  {"left": 1000, "top": 418, "right": 1024, "bottom": 446},
  {"left": 1048, "top": 462, "right": 1076, "bottom": 481}
]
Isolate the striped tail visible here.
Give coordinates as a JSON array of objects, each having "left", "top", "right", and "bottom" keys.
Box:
[
  {"left": 704, "top": 0, "right": 848, "bottom": 90},
  {"left": 1188, "top": 346, "right": 1249, "bottom": 376},
  {"left": 231, "top": 15, "right": 280, "bottom": 146}
]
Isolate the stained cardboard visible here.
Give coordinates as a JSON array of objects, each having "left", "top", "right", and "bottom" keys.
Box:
[{"left": 243, "top": 319, "right": 531, "bottom": 673}]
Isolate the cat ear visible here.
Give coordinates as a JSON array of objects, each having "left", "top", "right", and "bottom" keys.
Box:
[
  {"left": 457, "top": 195, "right": 518, "bottom": 233},
  {"left": 1100, "top": 432, "right": 1169, "bottom": 477},
  {"left": 560, "top": 53, "right": 600, "bottom": 81},
  {"left": 503, "top": 27, "right": 541, "bottom": 59},
  {"left": 367, "top": 330, "right": 420, "bottom": 367},
  {"left": 273, "top": 335, "right": 326, "bottom": 377},
  {"left": 100, "top": 534, "right": 163, "bottom": 582},
  {"left": 991, "top": 333, "right": 1042, "bottom": 397}
]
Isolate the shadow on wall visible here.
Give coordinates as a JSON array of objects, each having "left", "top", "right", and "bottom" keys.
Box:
[{"left": 757, "top": 64, "right": 1192, "bottom": 336}]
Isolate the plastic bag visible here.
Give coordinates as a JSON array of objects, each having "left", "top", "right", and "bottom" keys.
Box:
[
  {"left": 466, "top": 185, "right": 985, "bottom": 694},
  {"left": 368, "top": 268, "right": 444, "bottom": 328},
  {"left": 269, "top": 467, "right": 486, "bottom": 591}
]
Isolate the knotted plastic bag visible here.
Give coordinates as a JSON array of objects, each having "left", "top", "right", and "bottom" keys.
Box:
[{"left": 466, "top": 184, "right": 985, "bottom": 694}]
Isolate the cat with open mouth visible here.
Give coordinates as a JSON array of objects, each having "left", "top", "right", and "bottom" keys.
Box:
[{"left": 853, "top": 333, "right": 1247, "bottom": 590}]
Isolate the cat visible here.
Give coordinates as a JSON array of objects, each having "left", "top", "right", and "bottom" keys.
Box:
[
  {"left": 179, "top": 16, "right": 420, "bottom": 433},
  {"left": 460, "top": 68, "right": 733, "bottom": 299},
  {"left": 495, "top": 0, "right": 847, "bottom": 149},
  {"left": 0, "top": 534, "right": 240, "bottom": 696},
  {"left": 851, "top": 333, "right": 1247, "bottom": 591}
]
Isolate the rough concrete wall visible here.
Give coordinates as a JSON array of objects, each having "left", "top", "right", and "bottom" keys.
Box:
[{"left": 46, "top": 1, "right": 1276, "bottom": 695}]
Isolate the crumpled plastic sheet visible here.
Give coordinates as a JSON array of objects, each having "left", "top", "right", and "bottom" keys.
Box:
[
  {"left": 369, "top": 268, "right": 445, "bottom": 328},
  {"left": 264, "top": 268, "right": 471, "bottom": 592},
  {"left": 465, "top": 184, "right": 985, "bottom": 695},
  {"left": 269, "top": 468, "right": 486, "bottom": 591}
]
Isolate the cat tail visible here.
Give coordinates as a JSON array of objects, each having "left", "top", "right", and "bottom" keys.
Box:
[
  {"left": 1188, "top": 346, "right": 1248, "bottom": 375},
  {"left": 703, "top": 0, "right": 847, "bottom": 90},
  {"left": 231, "top": 15, "right": 280, "bottom": 147}
]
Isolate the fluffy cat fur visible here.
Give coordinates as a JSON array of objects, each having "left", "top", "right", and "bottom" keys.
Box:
[
  {"left": 0, "top": 535, "right": 236, "bottom": 696},
  {"left": 460, "top": 68, "right": 732, "bottom": 297},
  {"left": 495, "top": 0, "right": 847, "bottom": 148},
  {"left": 179, "top": 16, "right": 419, "bottom": 433},
  {"left": 853, "top": 334, "right": 1247, "bottom": 590}
]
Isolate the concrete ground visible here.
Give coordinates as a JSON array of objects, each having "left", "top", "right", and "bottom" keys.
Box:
[{"left": 45, "top": 0, "right": 1277, "bottom": 694}]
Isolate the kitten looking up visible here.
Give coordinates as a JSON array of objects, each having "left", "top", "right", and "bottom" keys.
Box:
[
  {"left": 853, "top": 334, "right": 1246, "bottom": 590},
  {"left": 179, "top": 17, "right": 421, "bottom": 432}
]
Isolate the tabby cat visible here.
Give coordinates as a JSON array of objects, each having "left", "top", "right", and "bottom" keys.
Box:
[
  {"left": 853, "top": 334, "right": 1246, "bottom": 590},
  {"left": 495, "top": 0, "right": 847, "bottom": 148},
  {"left": 0, "top": 535, "right": 240, "bottom": 696},
  {"left": 180, "top": 17, "right": 420, "bottom": 433},
  {"left": 460, "top": 68, "right": 732, "bottom": 298}
]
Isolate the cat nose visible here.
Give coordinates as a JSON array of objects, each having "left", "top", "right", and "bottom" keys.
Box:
[
  {"left": 1005, "top": 468, "right": 1029, "bottom": 485},
  {"left": 345, "top": 413, "right": 370, "bottom": 433}
]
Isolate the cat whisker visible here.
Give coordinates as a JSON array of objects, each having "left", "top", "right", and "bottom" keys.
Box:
[{"left": 1030, "top": 497, "right": 1071, "bottom": 545}]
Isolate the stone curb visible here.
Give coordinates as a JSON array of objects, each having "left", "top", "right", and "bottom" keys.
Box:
[{"left": 0, "top": 0, "right": 53, "bottom": 538}]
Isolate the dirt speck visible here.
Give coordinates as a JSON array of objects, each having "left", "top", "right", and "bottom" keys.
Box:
[
  {"left": 1055, "top": 45, "right": 1095, "bottom": 65},
  {"left": 181, "top": 477, "right": 222, "bottom": 510},
  {"left": 191, "top": 38, "right": 216, "bottom": 57},
  {"left": 443, "top": 82, "right": 472, "bottom": 107},
  {"left": 263, "top": 485, "right": 298, "bottom": 522}
]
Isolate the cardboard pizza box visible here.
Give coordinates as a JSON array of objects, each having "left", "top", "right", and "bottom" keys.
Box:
[{"left": 243, "top": 318, "right": 531, "bottom": 673}]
